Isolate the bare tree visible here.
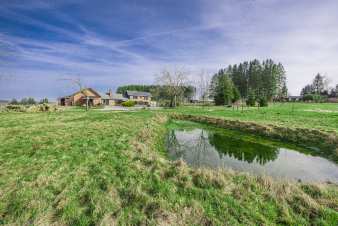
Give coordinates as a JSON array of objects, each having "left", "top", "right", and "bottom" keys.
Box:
[
  {"left": 196, "top": 70, "right": 211, "bottom": 104},
  {"left": 59, "top": 77, "right": 83, "bottom": 89},
  {"left": 59, "top": 77, "right": 90, "bottom": 111},
  {"left": 323, "top": 75, "right": 331, "bottom": 92},
  {"left": 155, "top": 68, "right": 189, "bottom": 107}
]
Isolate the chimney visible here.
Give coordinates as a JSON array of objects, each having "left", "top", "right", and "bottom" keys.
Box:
[{"left": 107, "top": 88, "right": 113, "bottom": 97}]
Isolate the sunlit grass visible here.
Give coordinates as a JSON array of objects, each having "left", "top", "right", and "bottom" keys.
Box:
[
  {"left": 169, "top": 103, "right": 338, "bottom": 133},
  {"left": 0, "top": 109, "right": 337, "bottom": 225}
]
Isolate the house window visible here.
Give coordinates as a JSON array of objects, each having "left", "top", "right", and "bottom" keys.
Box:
[
  {"left": 144, "top": 97, "right": 148, "bottom": 100},
  {"left": 133, "top": 96, "right": 137, "bottom": 99}
]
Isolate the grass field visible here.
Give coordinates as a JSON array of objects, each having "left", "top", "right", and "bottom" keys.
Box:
[
  {"left": 0, "top": 104, "right": 337, "bottom": 225},
  {"left": 171, "top": 103, "right": 338, "bottom": 133}
]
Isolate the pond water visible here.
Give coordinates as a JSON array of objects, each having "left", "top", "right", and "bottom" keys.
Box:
[{"left": 166, "top": 121, "right": 338, "bottom": 183}]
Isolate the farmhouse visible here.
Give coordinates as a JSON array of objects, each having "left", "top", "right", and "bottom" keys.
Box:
[
  {"left": 58, "top": 88, "right": 152, "bottom": 106},
  {"left": 59, "top": 88, "right": 101, "bottom": 106},
  {"left": 100, "top": 89, "right": 128, "bottom": 106},
  {"left": 124, "top": 90, "right": 152, "bottom": 105}
]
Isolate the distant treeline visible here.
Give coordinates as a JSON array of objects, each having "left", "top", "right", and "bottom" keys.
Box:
[
  {"left": 116, "top": 85, "right": 195, "bottom": 105},
  {"left": 210, "top": 59, "right": 288, "bottom": 106},
  {"left": 301, "top": 73, "right": 337, "bottom": 97},
  {"left": 300, "top": 73, "right": 337, "bottom": 102},
  {"left": 9, "top": 98, "right": 49, "bottom": 105},
  {"left": 116, "top": 85, "right": 157, "bottom": 94}
]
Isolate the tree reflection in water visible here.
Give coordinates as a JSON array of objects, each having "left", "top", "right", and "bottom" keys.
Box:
[
  {"left": 166, "top": 125, "right": 338, "bottom": 183},
  {"left": 167, "top": 128, "right": 279, "bottom": 166},
  {"left": 208, "top": 132, "right": 279, "bottom": 165}
]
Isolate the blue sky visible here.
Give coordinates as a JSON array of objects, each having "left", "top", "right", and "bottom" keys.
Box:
[{"left": 1, "top": 0, "right": 338, "bottom": 100}]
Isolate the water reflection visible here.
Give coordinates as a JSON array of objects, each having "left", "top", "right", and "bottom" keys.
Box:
[
  {"left": 167, "top": 129, "right": 278, "bottom": 166},
  {"left": 209, "top": 133, "right": 279, "bottom": 165},
  {"left": 166, "top": 127, "right": 338, "bottom": 183}
]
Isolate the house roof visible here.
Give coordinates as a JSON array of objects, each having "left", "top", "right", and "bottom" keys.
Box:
[
  {"left": 126, "top": 90, "right": 151, "bottom": 97},
  {"left": 99, "top": 93, "right": 128, "bottom": 101},
  {"left": 99, "top": 92, "right": 111, "bottom": 99},
  {"left": 60, "top": 88, "right": 101, "bottom": 99},
  {"left": 111, "top": 93, "right": 128, "bottom": 100}
]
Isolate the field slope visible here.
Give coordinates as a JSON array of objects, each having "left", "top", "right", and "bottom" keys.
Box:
[
  {"left": 0, "top": 109, "right": 337, "bottom": 225},
  {"left": 171, "top": 103, "right": 338, "bottom": 133}
]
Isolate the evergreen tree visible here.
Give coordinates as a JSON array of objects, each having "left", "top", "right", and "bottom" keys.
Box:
[
  {"left": 210, "top": 59, "right": 288, "bottom": 104},
  {"left": 210, "top": 70, "right": 236, "bottom": 105},
  {"left": 39, "top": 98, "right": 49, "bottom": 104},
  {"left": 246, "top": 89, "right": 256, "bottom": 106},
  {"left": 20, "top": 98, "right": 28, "bottom": 105},
  {"left": 301, "top": 84, "right": 314, "bottom": 96},
  {"left": 232, "top": 86, "right": 241, "bottom": 103},
  {"left": 312, "top": 73, "right": 325, "bottom": 94},
  {"left": 223, "top": 75, "right": 234, "bottom": 105},
  {"left": 27, "top": 97, "right": 36, "bottom": 105},
  {"left": 10, "top": 98, "right": 18, "bottom": 105}
]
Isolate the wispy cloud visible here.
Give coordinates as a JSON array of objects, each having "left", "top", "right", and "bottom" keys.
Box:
[{"left": 1, "top": 0, "right": 338, "bottom": 100}]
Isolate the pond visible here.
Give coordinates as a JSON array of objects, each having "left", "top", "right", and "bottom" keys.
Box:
[{"left": 166, "top": 121, "right": 338, "bottom": 183}]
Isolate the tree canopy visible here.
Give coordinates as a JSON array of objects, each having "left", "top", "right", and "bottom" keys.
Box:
[{"left": 210, "top": 59, "right": 288, "bottom": 106}]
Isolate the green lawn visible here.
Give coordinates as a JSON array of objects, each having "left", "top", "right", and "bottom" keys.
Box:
[
  {"left": 0, "top": 108, "right": 337, "bottom": 225},
  {"left": 169, "top": 103, "right": 338, "bottom": 133}
]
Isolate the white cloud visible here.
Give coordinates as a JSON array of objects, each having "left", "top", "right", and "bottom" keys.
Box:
[{"left": 1, "top": 0, "right": 338, "bottom": 99}]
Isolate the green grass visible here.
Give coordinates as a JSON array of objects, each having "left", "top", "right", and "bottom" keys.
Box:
[
  {"left": 168, "top": 103, "right": 338, "bottom": 133},
  {"left": 0, "top": 108, "right": 337, "bottom": 225}
]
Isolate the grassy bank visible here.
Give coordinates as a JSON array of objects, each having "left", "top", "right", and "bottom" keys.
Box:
[
  {"left": 171, "top": 114, "right": 338, "bottom": 163},
  {"left": 168, "top": 103, "right": 338, "bottom": 134},
  {"left": 0, "top": 110, "right": 337, "bottom": 225}
]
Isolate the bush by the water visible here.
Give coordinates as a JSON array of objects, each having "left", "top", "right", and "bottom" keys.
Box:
[{"left": 122, "top": 100, "right": 136, "bottom": 107}]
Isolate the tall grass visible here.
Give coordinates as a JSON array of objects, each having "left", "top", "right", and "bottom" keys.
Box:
[{"left": 0, "top": 110, "right": 337, "bottom": 225}]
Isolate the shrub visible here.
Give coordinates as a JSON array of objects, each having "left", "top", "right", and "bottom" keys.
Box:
[
  {"left": 258, "top": 97, "right": 268, "bottom": 107},
  {"left": 27, "top": 104, "right": 59, "bottom": 112},
  {"left": 5, "top": 105, "right": 27, "bottom": 112},
  {"left": 303, "top": 94, "right": 325, "bottom": 103},
  {"left": 246, "top": 90, "right": 256, "bottom": 106},
  {"left": 303, "top": 94, "right": 313, "bottom": 101},
  {"left": 246, "top": 96, "right": 256, "bottom": 107},
  {"left": 4, "top": 104, "right": 59, "bottom": 112},
  {"left": 122, "top": 100, "right": 136, "bottom": 107}
]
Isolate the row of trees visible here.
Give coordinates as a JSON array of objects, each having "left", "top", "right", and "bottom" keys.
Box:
[
  {"left": 117, "top": 70, "right": 195, "bottom": 107},
  {"left": 117, "top": 84, "right": 195, "bottom": 107},
  {"left": 10, "top": 98, "right": 49, "bottom": 105},
  {"left": 301, "top": 73, "right": 337, "bottom": 97},
  {"left": 117, "top": 60, "right": 288, "bottom": 107},
  {"left": 300, "top": 73, "right": 338, "bottom": 102},
  {"left": 210, "top": 59, "right": 288, "bottom": 106}
]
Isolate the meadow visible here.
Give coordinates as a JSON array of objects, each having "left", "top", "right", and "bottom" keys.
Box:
[
  {"left": 0, "top": 103, "right": 337, "bottom": 225},
  {"left": 171, "top": 103, "right": 338, "bottom": 133}
]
